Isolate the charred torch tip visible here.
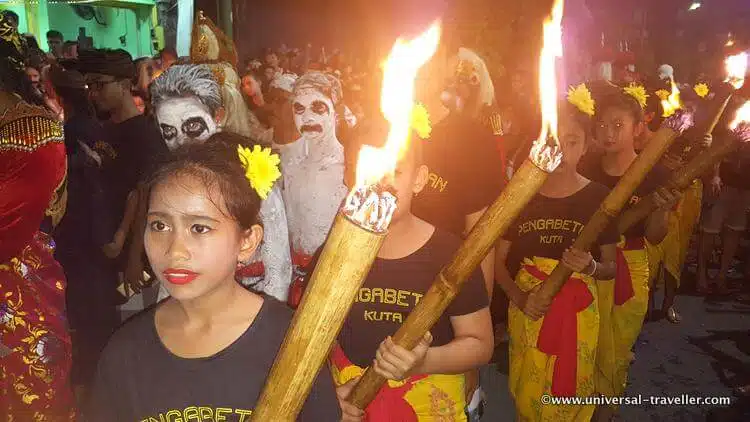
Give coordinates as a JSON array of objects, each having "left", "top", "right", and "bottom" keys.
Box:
[
  {"left": 732, "top": 122, "right": 750, "bottom": 144},
  {"left": 342, "top": 184, "right": 398, "bottom": 234},
  {"left": 663, "top": 109, "right": 695, "bottom": 134},
  {"left": 528, "top": 140, "right": 563, "bottom": 173}
]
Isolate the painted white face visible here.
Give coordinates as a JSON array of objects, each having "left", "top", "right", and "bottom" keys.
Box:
[
  {"left": 155, "top": 97, "right": 219, "bottom": 151},
  {"left": 292, "top": 88, "right": 336, "bottom": 144}
]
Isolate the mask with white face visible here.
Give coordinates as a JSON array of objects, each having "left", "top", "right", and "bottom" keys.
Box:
[
  {"left": 292, "top": 87, "right": 336, "bottom": 145},
  {"left": 155, "top": 96, "right": 219, "bottom": 151}
]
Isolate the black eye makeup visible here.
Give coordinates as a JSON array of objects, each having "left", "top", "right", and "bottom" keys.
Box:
[
  {"left": 160, "top": 123, "right": 178, "bottom": 141},
  {"left": 182, "top": 117, "right": 209, "bottom": 139},
  {"left": 293, "top": 102, "right": 305, "bottom": 114},
  {"left": 311, "top": 100, "right": 330, "bottom": 115}
]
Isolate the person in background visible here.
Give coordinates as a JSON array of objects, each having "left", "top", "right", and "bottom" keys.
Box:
[
  {"left": 2, "top": 10, "right": 19, "bottom": 30},
  {"left": 158, "top": 46, "right": 178, "bottom": 72},
  {"left": 0, "top": 14, "right": 76, "bottom": 419},
  {"left": 25, "top": 64, "right": 42, "bottom": 94},
  {"left": 78, "top": 48, "right": 168, "bottom": 294},
  {"left": 49, "top": 65, "right": 118, "bottom": 402},
  {"left": 62, "top": 41, "right": 78, "bottom": 59},
  {"left": 242, "top": 71, "right": 265, "bottom": 111},
  {"left": 46, "top": 30, "right": 64, "bottom": 58}
]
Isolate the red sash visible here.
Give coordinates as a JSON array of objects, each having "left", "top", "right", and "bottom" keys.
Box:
[
  {"left": 614, "top": 237, "right": 644, "bottom": 306},
  {"left": 523, "top": 265, "right": 593, "bottom": 397},
  {"left": 331, "top": 345, "right": 427, "bottom": 421}
]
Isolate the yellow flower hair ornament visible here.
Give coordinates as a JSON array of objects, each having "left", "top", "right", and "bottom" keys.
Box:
[
  {"left": 410, "top": 103, "right": 432, "bottom": 139},
  {"left": 694, "top": 82, "right": 710, "bottom": 98},
  {"left": 655, "top": 89, "right": 670, "bottom": 101},
  {"left": 623, "top": 83, "right": 649, "bottom": 109},
  {"left": 237, "top": 145, "right": 281, "bottom": 200},
  {"left": 567, "top": 83, "right": 595, "bottom": 116}
]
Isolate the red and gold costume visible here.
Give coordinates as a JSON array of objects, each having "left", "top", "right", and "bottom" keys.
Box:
[{"left": 0, "top": 99, "right": 75, "bottom": 420}]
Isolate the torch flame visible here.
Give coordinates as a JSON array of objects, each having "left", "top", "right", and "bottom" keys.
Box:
[
  {"left": 355, "top": 22, "right": 441, "bottom": 187},
  {"left": 529, "top": 0, "right": 564, "bottom": 172},
  {"left": 661, "top": 80, "right": 682, "bottom": 118},
  {"left": 729, "top": 101, "right": 750, "bottom": 131},
  {"left": 725, "top": 52, "right": 748, "bottom": 90}
]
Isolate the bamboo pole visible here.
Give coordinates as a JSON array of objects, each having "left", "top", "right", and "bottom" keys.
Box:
[
  {"left": 533, "top": 111, "right": 694, "bottom": 306},
  {"left": 251, "top": 213, "right": 386, "bottom": 421},
  {"left": 618, "top": 124, "right": 749, "bottom": 234},
  {"left": 347, "top": 155, "right": 556, "bottom": 407},
  {"left": 706, "top": 91, "right": 734, "bottom": 136}
]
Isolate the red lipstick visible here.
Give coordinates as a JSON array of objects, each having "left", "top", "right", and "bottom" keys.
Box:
[{"left": 162, "top": 268, "right": 199, "bottom": 285}]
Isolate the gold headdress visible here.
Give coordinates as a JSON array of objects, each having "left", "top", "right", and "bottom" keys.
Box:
[
  {"left": 567, "top": 84, "right": 595, "bottom": 117},
  {"left": 190, "top": 11, "right": 238, "bottom": 67},
  {"left": 623, "top": 83, "right": 649, "bottom": 109}
]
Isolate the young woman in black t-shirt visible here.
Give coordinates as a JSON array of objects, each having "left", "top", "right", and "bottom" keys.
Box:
[
  {"left": 496, "top": 98, "right": 618, "bottom": 421},
  {"left": 578, "top": 89, "right": 677, "bottom": 418},
  {"left": 86, "top": 135, "right": 341, "bottom": 421},
  {"left": 333, "top": 136, "right": 494, "bottom": 421}
]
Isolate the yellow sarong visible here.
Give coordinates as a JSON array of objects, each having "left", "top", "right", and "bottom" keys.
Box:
[
  {"left": 646, "top": 179, "right": 703, "bottom": 287},
  {"left": 596, "top": 238, "right": 650, "bottom": 399},
  {"left": 508, "top": 257, "right": 599, "bottom": 422}
]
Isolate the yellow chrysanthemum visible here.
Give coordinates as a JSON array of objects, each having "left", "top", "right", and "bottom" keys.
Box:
[
  {"left": 694, "top": 82, "right": 710, "bottom": 98},
  {"left": 623, "top": 83, "right": 649, "bottom": 109},
  {"left": 410, "top": 103, "right": 432, "bottom": 139},
  {"left": 655, "top": 89, "right": 670, "bottom": 101},
  {"left": 237, "top": 145, "right": 281, "bottom": 200},
  {"left": 567, "top": 83, "right": 595, "bottom": 116}
]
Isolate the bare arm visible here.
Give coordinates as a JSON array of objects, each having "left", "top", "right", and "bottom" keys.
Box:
[
  {"left": 415, "top": 308, "right": 494, "bottom": 375},
  {"left": 466, "top": 208, "right": 494, "bottom": 298},
  {"left": 102, "top": 189, "right": 138, "bottom": 258},
  {"left": 594, "top": 243, "right": 617, "bottom": 280},
  {"left": 494, "top": 238, "right": 526, "bottom": 308}
]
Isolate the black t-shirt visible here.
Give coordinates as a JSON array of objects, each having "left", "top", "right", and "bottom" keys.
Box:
[
  {"left": 578, "top": 152, "right": 669, "bottom": 239},
  {"left": 86, "top": 297, "right": 341, "bottom": 422},
  {"left": 719, "top": 154, "right": 750, "bottom": 190},
  {"left": 94, "top": 114, "right": 167, "bottom": 236},
  {"left": 502, "top": 182, "right": 620, "bottom": 278},
  {"left": 337, "top": 228, "right": 488, "bottom": 368},
  {"left": 413, "top": 113, "right": 506, "bottom": 236}
]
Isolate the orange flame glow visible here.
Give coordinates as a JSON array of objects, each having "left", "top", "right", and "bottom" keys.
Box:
[
  {"left": 355, "top": 22, "right": 441, "bottom": 187},
  {"left": 729, "top": 101, "right": 750, "bottom": 131},
  {"left": 528, "top": 0, "right": 564, "bottom": 172},
  {"left": 725, "top": 52, "right": 748, "bottom": 90},
  {"left": 661, "top": 80, "right": 682, "bottom": 118},
  {"left": 537, "top": 0, "right": 564, "bottom": 145}
]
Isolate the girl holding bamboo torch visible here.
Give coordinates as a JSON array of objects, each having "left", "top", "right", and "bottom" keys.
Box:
[
  {"left": 86, "top": 136, "right": 341, "bottom": 421},
  {"left": 496, "top": 89, "right": 618, "bottom": 421},
  {"left": 577, "top": 89, "right": 678, "bottom": 411},
  {"left": 331, "top": 131, "right": 494, "bottom": 421}
]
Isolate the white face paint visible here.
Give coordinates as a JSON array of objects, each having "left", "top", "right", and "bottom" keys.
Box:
[
  {"left": 292, "top": 88, "right": 336, "bottom": 145},
  {"left": 155, "top": 97, "right": 219, "bottom": 151}
]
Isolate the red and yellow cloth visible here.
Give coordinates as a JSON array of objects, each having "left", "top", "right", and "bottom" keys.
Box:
[
  {"left": 508, "top": 257, "right": 598, "bottom": 422},
  {"left": 0, "top": 233, "right": 76, "bottom": 421},
  {"left": 596, "top": 237, "right": 650, "bottom": 399},
  {"left": 643, "top": 179, "right": 702, "bottom": 287},
  {"left": 330, "top": 345, "right": 467, "bottom": 421}
]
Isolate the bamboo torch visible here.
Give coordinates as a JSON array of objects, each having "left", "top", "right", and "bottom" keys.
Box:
[
  {"left": 531, "top": 81, "right": 695, "bottom": 311},
  {"left": 619, "top": 101, "right": 750, "bottom": 234},
  {"left": 620, "top": 55, "right": 748, "bottom": 233},
  {"left": 347, "top": 0, "right": 566, "bottom": 407},
  {"left": 250, "top": 23, "right": 442, "bottom": 422},
  {"left": 706, "top": 52, "right": 748, "bottom": 135}
]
